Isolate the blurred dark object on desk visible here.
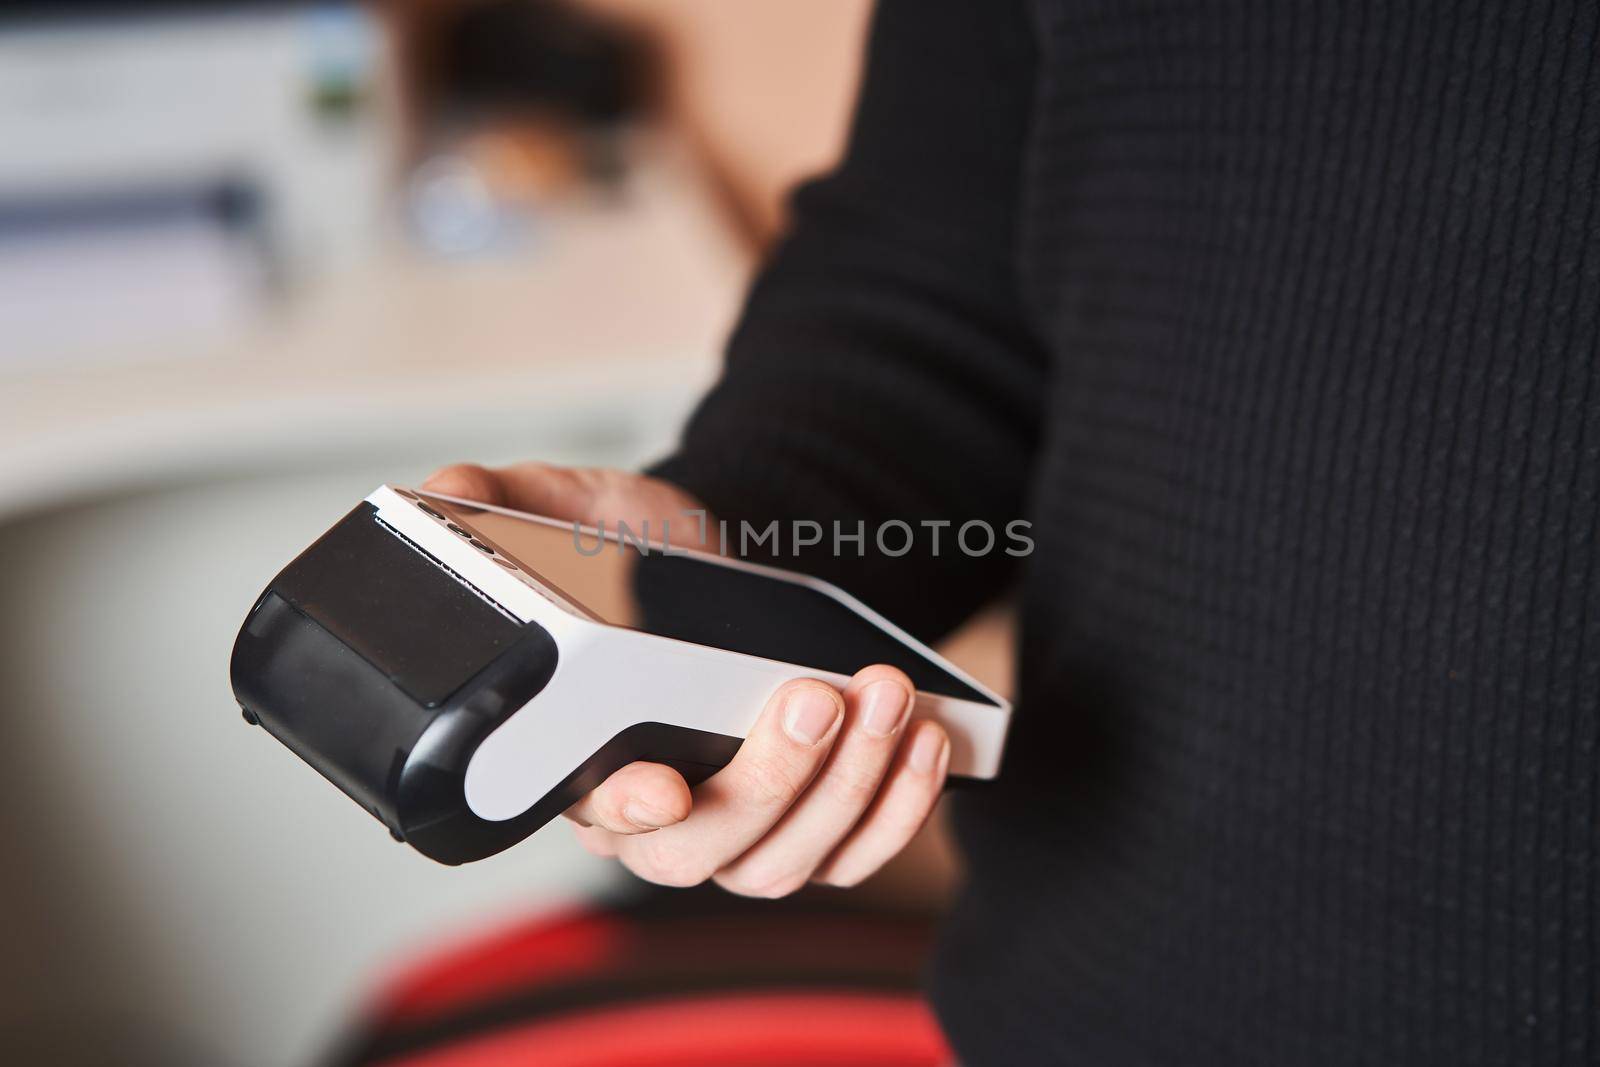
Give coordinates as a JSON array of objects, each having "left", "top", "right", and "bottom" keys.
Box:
[
  {"left": 395, "top": 0, "right": 657, "bottom": 256},
  {"left": 438, "top": 0, "right": 655, "bottom": 128}
]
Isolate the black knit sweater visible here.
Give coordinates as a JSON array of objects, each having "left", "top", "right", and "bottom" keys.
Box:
[{"left": 654, "top": 1, "right": 1600, "bottom": 1062}]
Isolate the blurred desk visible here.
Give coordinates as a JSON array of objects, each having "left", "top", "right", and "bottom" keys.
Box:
[
  {"left": 0, "top": 146, "right": 750, "bottom": 1067},
  {"left": 0, "top": 151, "right": 750, "bottom": 520}
]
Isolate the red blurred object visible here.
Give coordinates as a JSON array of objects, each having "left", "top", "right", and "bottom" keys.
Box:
[
  {"left": 379, "top": 993, "right": 945, "bottom": 1067},
  {"left": 331, "top": 889, "right": 950, "bottom": 1067},
  {"left": 374, "top": 910, "right": 625, "bottom": 1024}
]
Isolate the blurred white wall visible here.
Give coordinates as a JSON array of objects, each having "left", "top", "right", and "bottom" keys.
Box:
[{"left": 0, "top": 427, "right": 677, "bottom": 1067}]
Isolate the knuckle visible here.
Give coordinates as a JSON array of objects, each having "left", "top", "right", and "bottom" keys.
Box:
[
  {"left": 628, "top": 838, "right": 714, "bottom": 888},
  {"left": 712, "top": 869, "right": 762, "bottom": 898},
  {"left": 815, "top": 865, "right": 867, "bottom": 889},
  {"left": 717, "top": 864, "right": 808, "bottom": 900},
  {"left": 820, "top": 759, "right": 884, "bottom": 809},
  {"left": 880, "top": 796, "right": 937, "bottom": 841},
  {"left": 732, "top": 750, "right": 807, "bottom": 811},
  {"left": 572, "top": 826, "right": 616, "bottom": 858},
  {"left": 564, "top": 468, "right": 605, "bottom": 498},
  {"left": 434, "top": 463, "right": 490, "bottom": 490},
  {"left": 602, "top": 793, "right": 642, "bottom": 833}
]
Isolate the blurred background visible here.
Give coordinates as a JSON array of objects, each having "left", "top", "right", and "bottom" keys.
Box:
[{"left": 0, "top": 2, "right": 1012, "bottom": 1065}]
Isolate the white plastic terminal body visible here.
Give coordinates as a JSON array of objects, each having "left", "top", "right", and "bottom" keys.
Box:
[{"left": 366, "top": 485, "right": 1011, "bottom": 823}]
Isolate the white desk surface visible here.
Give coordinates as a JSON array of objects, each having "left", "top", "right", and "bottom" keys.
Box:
[{"left": 0, "top": 154, "right": 751, "bottom": 521}]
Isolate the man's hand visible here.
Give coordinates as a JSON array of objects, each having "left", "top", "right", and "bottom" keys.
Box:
[{"left": 421, "top": 462, "right": 951, "bottom": 894}]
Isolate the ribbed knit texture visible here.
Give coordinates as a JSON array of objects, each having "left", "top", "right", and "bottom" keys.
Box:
[{"left": 654, "top": 1, "right": 1600, "bottom": 1063}]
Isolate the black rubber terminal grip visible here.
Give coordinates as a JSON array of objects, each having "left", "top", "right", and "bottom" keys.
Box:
[
  {"left": 231, "top": 503, "right": 748, "bottom": 863},
  {"left": 230, "top": 503, "right": 556, "bottom": 862}
]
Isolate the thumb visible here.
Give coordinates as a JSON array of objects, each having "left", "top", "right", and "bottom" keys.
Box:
[
  {"left": 488, "top": 463, "right": 612, "bottom": 520},
  {"left": 421, "top": 462, "right": 603, "bottom": 521},
  {"left": 419, "top": 463, "right": 508, "bottom": 506}
]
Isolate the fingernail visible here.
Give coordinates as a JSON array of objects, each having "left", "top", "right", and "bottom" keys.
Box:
[
  {"left": 908, "top": 727, "right": 947, "bottom": 775},
  {"left": 623, "top": 801, "right": 674, "bottom": 830},
  {"left": 859, "top": 680, "right": 911, "bottom": 738},
  {"left": 783, "top": 686, "right": 841, "bottom": 746}
]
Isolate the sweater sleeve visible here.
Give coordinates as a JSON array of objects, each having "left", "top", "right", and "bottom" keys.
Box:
[{"left": 651, "top": 0, "right": 1044, "bottom": 643}]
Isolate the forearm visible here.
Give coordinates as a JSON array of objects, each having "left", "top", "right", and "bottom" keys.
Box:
[{"left": 654, "top": 0, "right": 1044, "bottom": 639}]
